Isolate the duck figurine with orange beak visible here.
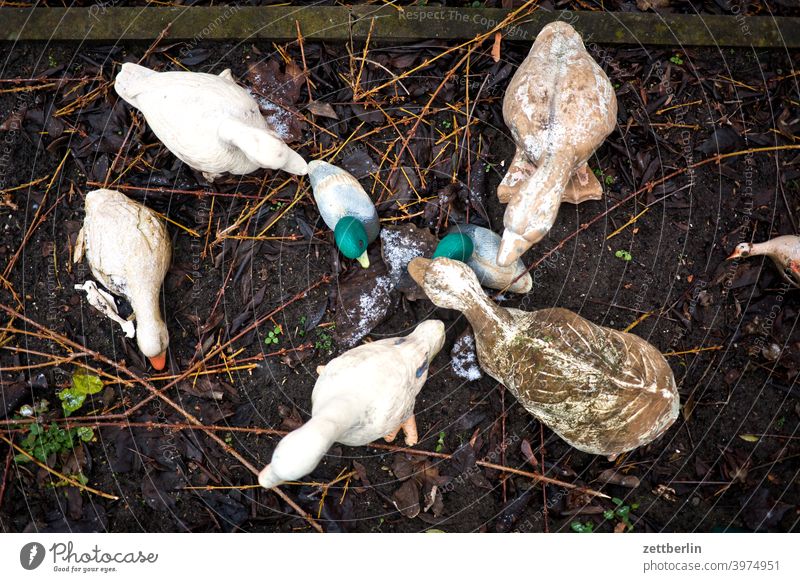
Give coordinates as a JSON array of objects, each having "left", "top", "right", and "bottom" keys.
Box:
[
  {"left": 74, "top": 189, "right": 171, "bottom": 370},
  {"left": 258, "top": 320, "right": 445, "bottom": 489},
  {"left": 728, "top": 235, "right": 800, "bottom": 288},
  {"left": 496, "top": 21, "right": 617, "bottom": 266}
]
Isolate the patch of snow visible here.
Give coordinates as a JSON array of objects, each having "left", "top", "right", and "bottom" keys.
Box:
[
  {"left": 249, "top": 90, "right": 293, "bottom": 141},
  {"left": 451, "top": 334, "right": 482, "bottom": 382},
  {"left": 380, "top": 228, "right": 427, "bottom": 284},
  {"left": 348, "top": 274, "right": 394, "bottom": 346}
]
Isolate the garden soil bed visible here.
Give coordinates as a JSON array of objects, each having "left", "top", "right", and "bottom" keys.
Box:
[{"left": 0, "top": 34, "right": 798, "bottom": 533}]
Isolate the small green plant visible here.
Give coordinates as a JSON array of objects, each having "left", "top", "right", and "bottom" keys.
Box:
[
  {"left": 265, "top": 324, "right": 282, "bottom": 345},
  {"left": 435, "top": 431, "right": 446, "bottom": 453},
  {"left": 297, "top": 316, "right": 307, "bottom": 337},
  {"left": 604, "top": 174, "right": 615, "bottom": 186},
  {"left": 315, "top": 326, "right": 335, "bottom": 353},
  {"left": 441, "top": 119, "right": 452, "bottom": 129},
  {"left": 614, "top": 249, "right": 633, "bottom": 262},
  {"left": 604, "top": 497, "right": 639, "bottom": 532},
  {"left": 58, "top": 373, "right": 104, "bottom": 417},
  {"left": 571, "top": 520, "right": 594, "bottom": 533},
  {"left": 593, "top": 167, "right": 603, "bottom": 177},
  {"left": 670, "top": 54, "right": 684, "bottom": 65},
  {"left": 15, "top": 423, "right": 94, "bottom": 464},
  {"left": 471, "top": 1, "right": 482, "bottom": 7},
  {"left": 48, "top": 54, "right": 57, "bottom": 68}
]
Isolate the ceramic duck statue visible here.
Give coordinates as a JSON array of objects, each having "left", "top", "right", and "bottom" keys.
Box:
[
  {"left": 408, "top": 258, "right": 679, "bottom": 458},
  {"left": 114, "top": 63, "right": 308, "bottom": 181},
  {"left": 728, "top": 235, "right": 800, "bottom": 288},
  {"left": 433, "top": 224, "right": 533, "bottom": 293},
  {"left": 258, "top": 320, "right": 445, "bottom": 489},
  {"left": 73, "top": 189, "right": 171, "bottom": 370},
  {"left": 496, "top": 22, "right": 617, "bottom": 266},
  {"left": 307, "top": 160, "right": 380, "bottom": 268}
]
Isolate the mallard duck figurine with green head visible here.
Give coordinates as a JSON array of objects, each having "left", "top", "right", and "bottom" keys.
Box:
[
  {"left": 408, "top": 257, "right": 679, "bottom": 459},
  {"left": 433, "top": 224, "right": 533, "bottom": 293},
  {"left": 308, "top": 161, "right": 380, "bottom": 268},
  {"left": 258, "top": 320, "right": 445, "bottom": 489}
]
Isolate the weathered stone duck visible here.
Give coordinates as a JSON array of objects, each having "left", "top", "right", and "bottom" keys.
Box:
[
  {"left": 408, "top": 257, "right": 679, "bottom": 458},
  {"left": 307, "top": 160, "right": 380, "bottom": 268},
  {"left": 73, "top": 189, "right": 171, "bottom": 370},
  {"left": 258, "top": 320, "right": 445, "bottom": 489},
  {"left": 728, "top": 235, "right": 800, "bottom": 288},
  {"left": 114, "top": 63, "right": 307, "bottom": 181},
  {"left": 496, "top": 21, "right": 617, "bottom": 266},
  {"left": 433, "top": 224, "right": 532, "bottom": 293}
]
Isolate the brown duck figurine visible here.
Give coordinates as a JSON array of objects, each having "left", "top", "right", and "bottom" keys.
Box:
[
  {"left": 728, "top": 235, "right": 800, "bottom": 288},
  {"left": 497, "top": 22, "right": 617, "bottom": 266},
  {"left": 408, "top": 257, "right": 679, "bottom": 458}
]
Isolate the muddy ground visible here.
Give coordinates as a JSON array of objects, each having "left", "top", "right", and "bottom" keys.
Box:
[{"left": 0, "top": 31, "right": 798, "bottom": 533}]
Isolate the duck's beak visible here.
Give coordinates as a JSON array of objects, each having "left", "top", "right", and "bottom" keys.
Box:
[
  {"left": 408, "top": 257, "right": 432, "bottom": 286},
  {"left": 356, "top": 251, "right": 370, "bottom": 269},
  {"left": 727, "top": 248, "right": 743, "bottom": 260},
  {"left": 149, "top": 351, "right": 167, "bottom": 371},
  {"left": 497, "top": 230, "right": 531, "bottom": 267}
]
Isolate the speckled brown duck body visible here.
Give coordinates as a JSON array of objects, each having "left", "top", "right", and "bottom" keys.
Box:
[
  {"left": 409, "top": 257, "right": 679, "bottom": 457},
  {"left": 497, "top": 21, "right": 617, "bottom": 267}
]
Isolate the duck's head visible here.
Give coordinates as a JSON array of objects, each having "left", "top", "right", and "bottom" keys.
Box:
[
  {"left": 114, "top": 62, "right": 154, "bottom": 107},
  {"left": 136, "top": 318, "right": 169, "bottom": 371},
  {"left": 410, "top": 319, "right": 447, "bottom": 362},
  {"left": 258, "top": 422, "right": 333, "bottom": 489},
  {"left": 433, "top": 232, "right": 474, "bottom": 263},
  {"left": 334, "top": 216, "right": 370, "bottom": 268},
  {"left": 408, "top": 257, "right": 484, "bottom": 312},
  {"left": 727, "top": 242, "right": 754, "bottom": 260}
]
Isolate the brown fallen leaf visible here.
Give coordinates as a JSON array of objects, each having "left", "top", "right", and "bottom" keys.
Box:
[
  {"left": 380, "top": 223, "right": 438, "bottom": 301},
  {"left": 334, "top": 249, "right": 395, "bottom": 347},
  {"left": 306, "top": 101, "right": 338, "bottom": 119},
  {"left": 393, "top": 479, "right": 421, "bottom": 518}
]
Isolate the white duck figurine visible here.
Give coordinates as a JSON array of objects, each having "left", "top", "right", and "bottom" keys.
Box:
[
  {"left": 307, "top": 160, "right": 380, "bottom": 268},
  {"left": 73, "top": 189, "right": 171, "bottom": 370},
  {"left": 496, "top": 22, "right": 617, "bottom": 266},
  {"left": 258, "top": 320, "right": 445, "bottom": 489},
  {"left": 408, "top": 257, "right": 679, "bottom": 459},
  {"left": 728, "top": 235, "right": 800, "bottom": 288},
  {"left": 432, "top": 223, "right": 533, "bottom": 293},
  {"left": 114, "top": 63, "right": 308, "bottom": 181}
]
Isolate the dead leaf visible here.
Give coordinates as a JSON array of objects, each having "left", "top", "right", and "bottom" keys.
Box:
[
  {"left": 334, "top": 249, "right": 394, "bottom": 347},
  {"left": 380, "top": 223, "right": 438, "bottom": 301},
  {"left": 307, "top": 101, "right": 338, "bottom": 119},
  {"left": 393, "top": 479, "right": 421, "bottom": 518}
]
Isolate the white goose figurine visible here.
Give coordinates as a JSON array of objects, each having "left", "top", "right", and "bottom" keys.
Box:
[
  {"left": 728, "top": 235, "right": 800, "bottom": 288},
  {"left": 73, "top": 189, "right": 171, "bottom": 370},
  {"left": 114, "top": 63, "right": 308, "bottom": 181},
  {"left": 258, "top": 320, "right": 445, "bottom": 489}
]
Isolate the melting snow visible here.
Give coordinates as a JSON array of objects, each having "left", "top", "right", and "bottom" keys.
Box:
[
  {"left": 451, "top": 334, "right": 482, "bottom": 381},
  {"left": 249, "top": 91, "right": 294, "bottom": 141}
]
